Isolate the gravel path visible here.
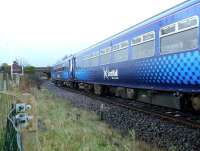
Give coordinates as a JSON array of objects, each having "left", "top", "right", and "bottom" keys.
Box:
[{"left": 43, "top": 81, "right": 200, "bottom": 151}]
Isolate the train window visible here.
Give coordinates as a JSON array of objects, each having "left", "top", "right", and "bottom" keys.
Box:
[
  {"left": 81, "top": 50, "right": 100, "bottom": 67},
  {"left": 160, "top": 24, "right": 176, "bottom": 36},
  {"left": 54, "top": 63, "right": 65, "bottom": 72},
  {"left": 143, "top": 32, "right": 155, "bottom": 42},
  {"left": 178, "top": 16, "right": 198, "bottom": 31},
  {"left": 105, "top": 47, "right": 111, "bottom": 53},
  {"left": 82, "top": 55, "right": 91, "bottom": 67},
  {"left": 100, "top": 47, "right": 111, "bottom": 55},
  {"left": 100, "top": 47, "right": 111, "bottom": 65},
  {"left": 120, "top": 40, "right": 129, "bottom": 49},
  {"left": 100, "top": 50, "right": 103, "bottom": 55},
  {"left": 132, "top": 40, "right": 155, "bottom": 59},
  {"left": 55, "top": 67, "right": 64, "bottom": 72},
  {"left": 87, "top": 56, "right": 99, "bottom": 67},
  {"left": 160, "top": 16, "right": 199, "bottom": 53},
  {"left": 112, "top": 48, "right": 128, "bottom": 63},
  {"left": 131, "top": 31, "right": 155, "bottom": 59},
  {"left": 131, "top": 37, "right": 142, "bottom": 45},
  {"left": 111, "top": 40, "right": 129, "bottom": 63},
  {"left": 90, "top": 57, "right": 99, "bottom": 66},
  {"left": 88, "top": 51, "right": 99, "bottom": 67},
  {"left": 100, "top": 54, "right": 110, "bottom": 65},
  {"left": 112, "top": 44, "right": 120, "bottom": 51}
]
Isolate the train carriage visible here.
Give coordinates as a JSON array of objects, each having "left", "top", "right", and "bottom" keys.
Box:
[
  {"left": 53, "top": 0, "right": 200, "bottom": 112},
  {"left": 51, "top": 61, "right": 69, "bottom": 82},
  {"left": 52, "top": 55, "right": 76, "bottom": 87}
]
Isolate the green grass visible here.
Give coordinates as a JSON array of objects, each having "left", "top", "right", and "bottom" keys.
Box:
[
  {"left": 0, "top": 93, "right": 16, "bottom": 151},
  {"left": 36, "top": 89, "right": 162, "bottom": 151}
]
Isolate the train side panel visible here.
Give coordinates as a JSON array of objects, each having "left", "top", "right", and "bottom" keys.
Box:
[{"left": 75, "top": 2, "right": 200, "bottom": 93}]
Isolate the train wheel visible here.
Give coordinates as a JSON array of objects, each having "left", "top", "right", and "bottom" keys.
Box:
[
  {"left": 191, "top": 95, "right": 200, "bottom": 112},
  {"left": 94, "top": 84, "right": 103, "bottom": 95},
  {"left": 180, "top": 95, "right": 192, "bottom": 112}
]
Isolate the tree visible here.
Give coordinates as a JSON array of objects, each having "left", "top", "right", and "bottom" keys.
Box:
[
  {"left": 24, "top": 66, "right": 36, "bottom": 74},
  {"left": 0, "top": 63, "right": 11, "bottom": 80},
  {"left": 1, "top": 63, "right": 11, "bottom": 74}
]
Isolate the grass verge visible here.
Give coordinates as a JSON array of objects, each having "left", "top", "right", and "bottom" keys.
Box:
[{"left": 36, "top": 88, "right": 162, "bottom": 151}]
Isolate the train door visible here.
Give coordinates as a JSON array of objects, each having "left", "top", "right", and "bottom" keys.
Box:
[
  {"left": 72, "top": 57, "right": 76, "bottom": 79},
  {"left": 69, "top": 59, "right": 72, "bottom": 79},
  {"left": 69, "top": 57, "right": 76, "bottom": 80}
]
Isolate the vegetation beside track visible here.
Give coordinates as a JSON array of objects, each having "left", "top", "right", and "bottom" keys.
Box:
[
  {"left": 8, "top": 75, "right": 162, "bottom": 151},
  {"left": 35, "top": 88, "right": 162, "bottom": 151}
]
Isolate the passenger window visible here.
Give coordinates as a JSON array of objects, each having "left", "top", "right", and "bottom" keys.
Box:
[
  {"left": 160, "top": 24, "right": 176, "bottom": 36},
  {"left": 112, "top": 40, "right": 129, "bottom": 63},
  {"left": 178, "top": 17, "right": 198, "bottom": 31},
  {"left": 100, "top": 47, "right": 111, "bottom": 65},
  {"left": 131, "top": 31, "right": 155, "bottom": 59},
  {"left": 120, "top": 40, "right": 129, "bottom": 49},
  {"left": 112, "top": 49, "right": 128, "bottom": 63},
  {"left": 112, "top": 44, "right": 120, "bottom": 51},
  {"left": 160, "top": 16, "right": 199, "bottom": 53},
  {"left": 100, "top": 54, "right": 110, "bottom": 65},
  {"left": 131, "top": 37, "right": 142, "bottom": 45},
  {"left": 83, "top": 51, "right": 100, "bottom": 67},
  {"left": 88, "top": 56, "right": 99, "bottom": 67},
  {"left": 143, "top": 32, "right": 155, "bottom": 41}
]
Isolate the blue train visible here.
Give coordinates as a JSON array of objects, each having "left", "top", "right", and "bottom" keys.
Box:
[{"left": 52, "top": 0, "right": 200, "bottom": 112}]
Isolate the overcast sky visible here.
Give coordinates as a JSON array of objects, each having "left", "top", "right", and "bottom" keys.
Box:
[{"left": 0, "top": 0, "right": 185, "bottom": 66}]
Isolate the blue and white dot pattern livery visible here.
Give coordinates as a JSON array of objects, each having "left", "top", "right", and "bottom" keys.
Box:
[{"left": 52, "top": 0, "right": 200, "bottom": 93}]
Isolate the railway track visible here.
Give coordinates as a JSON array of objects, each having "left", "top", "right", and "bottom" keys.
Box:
[
  {"left": 103, "top": 98, "right": 200, "bottom": 129},
  {"left": 56, "top": 84, "right": 200, "bottom": 129}
]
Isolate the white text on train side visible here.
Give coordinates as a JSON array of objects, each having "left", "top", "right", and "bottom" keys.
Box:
[{"left": 103, "top": 68, "right": 119, "bottom": 80}]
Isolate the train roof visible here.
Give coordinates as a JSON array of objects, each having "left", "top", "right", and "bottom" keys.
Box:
[
  {"left": 53, "top": 55, "right": 74, "bottom": 67},
  {"left": 75, "top": 0, "right": 200, "bottom": 56}
]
